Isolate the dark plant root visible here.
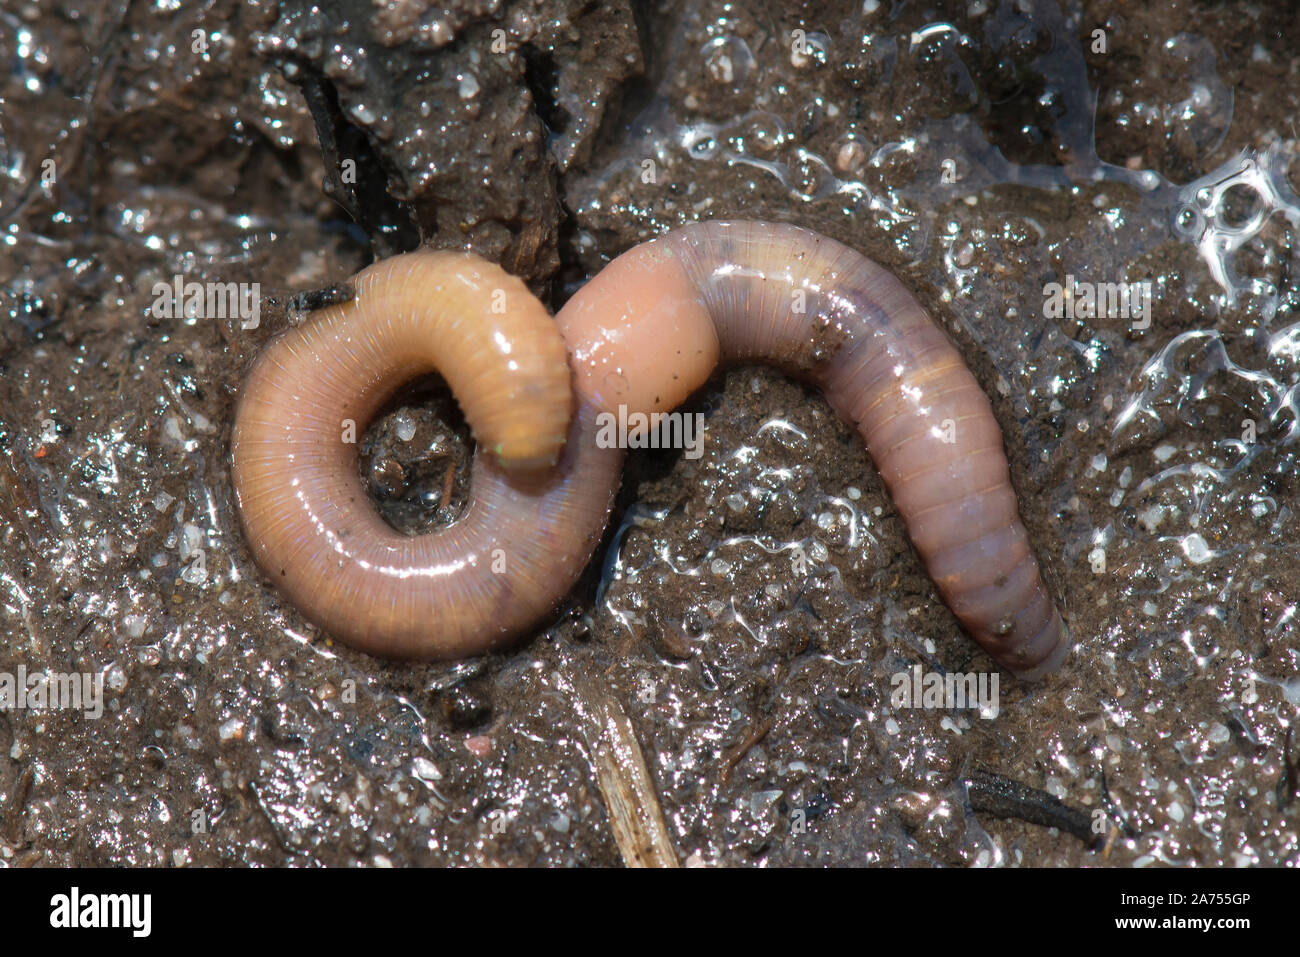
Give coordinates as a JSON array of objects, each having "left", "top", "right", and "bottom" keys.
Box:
[{"left": 964, "top": 768, "right": 1111, "bottom": 850}]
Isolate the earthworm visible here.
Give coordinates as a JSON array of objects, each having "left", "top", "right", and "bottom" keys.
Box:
[
  {"left": 232, "top": 221, "right": 1068, "bottom": 677},
  {"left": 231, "top": 250, "right": 623, "bottom": 658}
]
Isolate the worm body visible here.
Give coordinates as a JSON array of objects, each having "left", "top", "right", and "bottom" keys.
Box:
[
  {"left": 232, "top": 222, "right": 1068, "bottom": 677},
  {"left": 231, "top": 250, "right": 622, "bottom": 658},
  {"left": 560, "top": 222, "right": 1066, "bottom": 677}
]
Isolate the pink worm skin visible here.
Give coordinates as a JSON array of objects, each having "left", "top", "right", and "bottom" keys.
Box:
[{"left": 232, "top": 221, "right": 1068, "bottom": 677}]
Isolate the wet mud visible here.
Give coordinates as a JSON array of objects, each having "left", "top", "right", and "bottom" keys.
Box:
[{"left": 0, "top": 0, "right": 1297, "bottom": 866}]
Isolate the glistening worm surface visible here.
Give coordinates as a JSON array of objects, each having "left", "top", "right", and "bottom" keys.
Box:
[
  {"left": 232, "top": 221, "right": 1069, "bottom": 677},
  {"left": 231, "top": 250, "right": 623, "bottom": 659}
]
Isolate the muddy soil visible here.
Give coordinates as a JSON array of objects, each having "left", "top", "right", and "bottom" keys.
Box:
[{"left": 0, "top": 0, "right": 1297, "bottom": 866}]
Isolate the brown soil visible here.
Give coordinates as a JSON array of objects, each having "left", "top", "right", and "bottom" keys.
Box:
[{"left": 0, "top": 0, "right": 1297, "bottom": 866}]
